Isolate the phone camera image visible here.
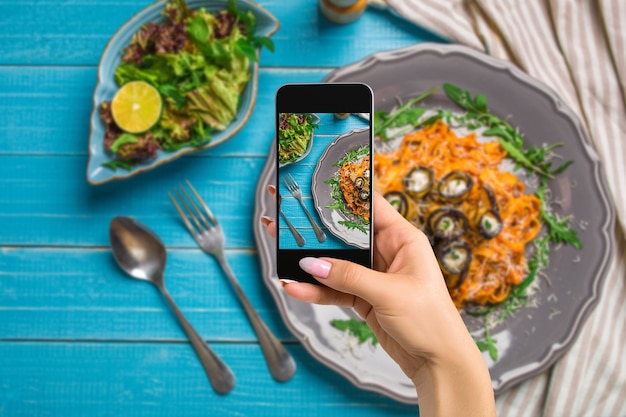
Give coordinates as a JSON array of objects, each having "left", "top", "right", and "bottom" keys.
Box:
[{"left": 275, "top": 83, "right": 373, "bottom": 284}]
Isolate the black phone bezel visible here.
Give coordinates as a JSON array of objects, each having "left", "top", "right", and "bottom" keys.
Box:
[{"left": 275, "top": 83, "right": 374, "bottom": 284}]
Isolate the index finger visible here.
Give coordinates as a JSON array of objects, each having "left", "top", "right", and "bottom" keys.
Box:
[{"left": 372, "top": 192, "right": 432, "bottom": 271}]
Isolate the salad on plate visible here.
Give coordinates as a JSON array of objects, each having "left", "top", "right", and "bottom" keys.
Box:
[{"left": 98, "top": 0, "right": 274, "bottom": 171}]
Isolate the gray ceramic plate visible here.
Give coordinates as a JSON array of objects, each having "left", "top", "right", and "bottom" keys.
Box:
[
  {"left": 253, "top": 43, "right": 615, "bottom": 403},
  {"left": 312, "top": 128, "right": 371, "bottom": 249}
]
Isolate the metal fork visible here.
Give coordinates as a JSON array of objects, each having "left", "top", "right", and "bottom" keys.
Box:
[
  {"left": 278, "top": 193, "right": 305, "bottom": 247},
  {"left": 169, "top": 181, "right": 296, "bottom": 382},
  {"left": 282, "top": 173, "right": 326, "bottom": 242}
]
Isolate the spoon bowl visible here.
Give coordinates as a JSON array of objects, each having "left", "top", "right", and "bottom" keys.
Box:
[
  {"left": 109, "top": 216, "right": 166, "bottom": 284},
  {"left": 109, "top": 216, "right": 235, "bottom": 394}
]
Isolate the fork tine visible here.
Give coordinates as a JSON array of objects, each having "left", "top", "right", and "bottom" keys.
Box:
[
  {"left": 283, "top": 173, "right": 295, "bottom": 192},
  {"left": 174, "top": 187, "right": 207, "bottom": 234},
  {"left": 185, "top": 180, "right": 218, "bottom": 225},
  {"left": 179, "top": 183, "right": 212, "bottom": 231},
  {"left": 289, "top": 173, "right": 299, "bottom": 190},
  {"left": 168, "top": 190, "right": 199, "bottom": 237}
]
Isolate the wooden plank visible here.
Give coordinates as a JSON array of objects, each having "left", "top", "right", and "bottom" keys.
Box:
[
  {"left": 0, "top": 247, "right": 293, "bottom": 340},
  {"left": 0, "top": 0, "right": 443, "bottom": 66},
  {"left": 0, "top": 342, "right": 417, "bottom": 416},
  {"left": 0, "top": 153, "right": 269, "bottom": 246}
]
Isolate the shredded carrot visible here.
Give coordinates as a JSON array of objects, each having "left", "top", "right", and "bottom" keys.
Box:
[
  {"left": 340, "top": 156, "right": 371, "bottom": 221},
  {"left": 374, "top": 120, "right": 541, "bottom": 309}
]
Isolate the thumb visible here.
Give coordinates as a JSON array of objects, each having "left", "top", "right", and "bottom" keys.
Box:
[{"left": 299, "top": 257, "right": 393, "bottom": 306}]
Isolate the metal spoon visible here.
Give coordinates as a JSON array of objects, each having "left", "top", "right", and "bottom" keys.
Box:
[
  {"left": 278, "top": 193, "right": 305, "bottom": 247},
  {"left": 109, "top": 216, "right": 235, "bottom": 394}
]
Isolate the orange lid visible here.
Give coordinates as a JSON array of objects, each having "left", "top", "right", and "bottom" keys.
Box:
[{"left": 319, "top": 0, "right": 367, "bottom": 24}]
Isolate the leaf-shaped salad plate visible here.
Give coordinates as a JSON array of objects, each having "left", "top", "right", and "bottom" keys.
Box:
[
  {"left": 87, "top": 0, "right": 279, "bottom": 185},
  {"left": 278, "top": 113, "right": 321, "bottom": 168}
]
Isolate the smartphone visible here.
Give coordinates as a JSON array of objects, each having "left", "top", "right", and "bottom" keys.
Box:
[{"left": 275, "top": 83, "right": 373, "bottom": 284}]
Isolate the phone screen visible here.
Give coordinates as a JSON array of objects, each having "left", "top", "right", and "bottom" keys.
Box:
[{"left": 275, "top": 83, "right": 373, "bottom": 283}]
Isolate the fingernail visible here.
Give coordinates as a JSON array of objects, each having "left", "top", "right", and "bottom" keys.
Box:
[
  {"left": 299, "top": 257, "right": 331, "bottom": 279},
  {"left": 279, "top": 278, "right": 298, "bottom": 288},
  {"left": 260, "top": 215, "right": 274, "bottom": 227}
]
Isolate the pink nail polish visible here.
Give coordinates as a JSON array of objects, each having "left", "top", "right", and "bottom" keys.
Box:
[{"left": 299, "top": 257, "right": 331, "bottom": 278}]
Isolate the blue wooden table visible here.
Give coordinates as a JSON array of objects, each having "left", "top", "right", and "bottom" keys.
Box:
[{"left": 0, "top": 1, "right": 443, "bottom": 415}]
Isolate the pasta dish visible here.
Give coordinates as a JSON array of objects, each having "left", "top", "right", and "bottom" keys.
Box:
[{"left": 375, "top": 119, "right": 541, "bottom": 309}]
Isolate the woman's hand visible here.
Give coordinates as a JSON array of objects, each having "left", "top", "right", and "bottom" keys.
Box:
[
  {"left": 261, "top": 190, "right": 495, "bottom": 417},
  {"left": 260, "top": 185, "right": 277, "bottom": 239}
]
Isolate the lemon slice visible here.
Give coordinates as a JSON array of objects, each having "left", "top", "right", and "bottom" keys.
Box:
[{"left": 111, "top": 81, "right": 163, "bottom": 133}]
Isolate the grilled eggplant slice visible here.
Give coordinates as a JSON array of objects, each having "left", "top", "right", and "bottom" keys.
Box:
[
  {"left": 436, "top": 239, "right": 472, "bottom": 289},
  {"left": 477, "top": 209, "right": 503, "bottom": 239},
  {"left": 427, "top": 207, "right": 468, "bottom": 240},
  {"left": 384, "top": 191, "right": 416, "bottom": 220},
  {"left": 358, "top": 189, "right": 370, "bottom": 201},
  {"left": 438, "top": 171, "right": 473, "bottom": 203},
  {"left": 469, "top": 186, "right": 502, "bottom": 238},
  {"left": 402, "top": 166, "right": 434, "bottom": 199},
  {"left": 478, "top": 185, "right": 498, "bottom": 211}
]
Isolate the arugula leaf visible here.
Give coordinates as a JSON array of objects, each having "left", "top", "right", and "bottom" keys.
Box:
[
  {"left": 333, "top": 146, "right": 370, "bottom": 167},
  {"left": 474, "top": 93, "right": 487, "bottom": 112},
  {"left": 187, "top": 15, "right": 209, "bottom": 44},
  {"left": 331, "top": 319, "right": 379, "bottom": 346},
  {"left": 493, "top": 136, "right": 551, "bottom": 178},
  {"left": 442, "top": 83, "right": 464, "bottom": 104},
  {"left": 374, "top": 86, "right": 438, "bottom": 140},
  {"left": 475, "top": 326, "right": 498, "bottom": 361},
  {"left": 251, "top": 35, "right": 275, "bottom": 52},
  {"left": 338, "top": 219, "right": 368, "bottom": 233},
  {"left": 235, "top": 38, "right": 258, "bottom": 61},
  {"left": 537, "top": 180, "right": 583, "bottom": 249},
  {"left": 158, "top": 84, "right": 186, "bottom": 108},
  {"left": 101, "top": 159, "right": 134, "bottom": 172},
  {"left": 110, "top": 133, "right": 138, "bottom": 152},
  {"left": 441, "top": 82, "right": 579, "bottom": 180},
  {"left": 230, "top": 2, "right": 258, "bottom": 38}
]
